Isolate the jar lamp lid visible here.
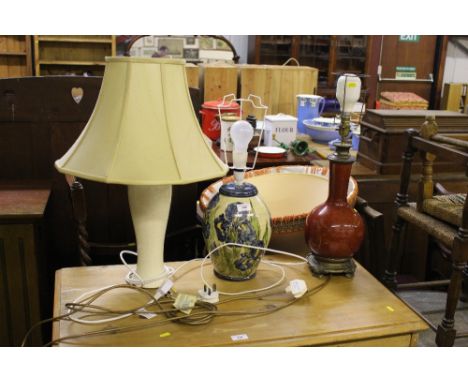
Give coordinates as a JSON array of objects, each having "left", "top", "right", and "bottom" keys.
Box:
[{"left": 219, "top": 182, "right": 258, "bottom": 198}]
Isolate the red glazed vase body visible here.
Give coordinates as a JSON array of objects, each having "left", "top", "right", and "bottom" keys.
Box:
[{"left": 305, "top": 160, "right": 364, "bottom": 259}]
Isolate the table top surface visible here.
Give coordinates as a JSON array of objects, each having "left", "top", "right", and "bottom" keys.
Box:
[
  {"left": 0, "top": 182, "right": 51, "bottom": 219},
  {"left": 211, "top": 142, "right": 318, "bottom": 168},
  {"left": 53, "top": 257, "right": 428, "bottom": 347}
]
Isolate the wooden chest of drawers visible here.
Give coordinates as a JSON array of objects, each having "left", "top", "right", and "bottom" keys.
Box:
[{"left": 357, "top": 110, "right": 468, "bottom": 174}]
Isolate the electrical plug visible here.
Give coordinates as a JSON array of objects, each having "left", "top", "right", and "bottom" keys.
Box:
[
  {"left": 154, "top": 279, "right": 174, "bottom": 300},
  {"left": 198, "top": 284, "right": 219, "bottom": 304},
  {"left": 285, "top": 279, "right": 307, "bottom": 299}
]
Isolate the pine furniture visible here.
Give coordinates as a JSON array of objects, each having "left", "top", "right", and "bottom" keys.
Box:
[{"left": 52, "top": 257, "right": 428, "bottom": 346}]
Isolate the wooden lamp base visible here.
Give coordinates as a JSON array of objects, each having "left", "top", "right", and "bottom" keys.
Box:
[{"left": 307, "top": 253, "right": 356, "bottom": 278}]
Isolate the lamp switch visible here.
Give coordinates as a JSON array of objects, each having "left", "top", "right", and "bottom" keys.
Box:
[{"left": 285, "top": 279, "right": 307, "bottom": 298}]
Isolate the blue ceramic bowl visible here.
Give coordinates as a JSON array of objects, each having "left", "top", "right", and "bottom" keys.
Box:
[
  {"left": 303, "top": 117, "right": 341, "bottom": 142},
  {"left": 305, "top": 118, "right": 359, "bottom": 143}
]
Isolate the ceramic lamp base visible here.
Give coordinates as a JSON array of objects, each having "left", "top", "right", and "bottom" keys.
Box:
[
  {"left": 214, "top": 269, "right": 257, "bottom": 281},
  {"left": 307, "top": 253, "right": 356, "bottom": 278},
  {"left": 128, "top": 184, "right": 172, "bottom": 288}
]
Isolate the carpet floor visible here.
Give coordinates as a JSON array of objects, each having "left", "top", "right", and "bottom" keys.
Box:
[{"left": 397, "top": 290, "right": 468, "bottom": 346}]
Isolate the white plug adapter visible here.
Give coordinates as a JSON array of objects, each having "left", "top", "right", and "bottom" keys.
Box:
[
  {"left": 198, "top": 284, "right": 219, "bottom": 304},
  {"left": 154, "top": 279, "right": 174, "bottom": 301},
  {"left": 285, "top": 279, "right": 307, "bottom": 298}
]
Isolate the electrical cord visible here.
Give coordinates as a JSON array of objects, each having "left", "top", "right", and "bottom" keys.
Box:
[
  {"left": 111, "top": 245, "right": 301, "bottom": 314},
  {"left": 121, "top": 243, "right": 307, "bottom": 294},
  {"left": 66, "top": 283, "right": 218, "bottom": 326},
  {"left": 200, "top": 254, "right": 286, "bottom": 296},
  {"left": 67, "top": 284, "right": 160, "bottom": 325},
  {"left": 200, "top": 242, "right": 307, "bottom": 296},
  {"left": 22, "top": 244, "right": 324, "bottom": 346},
  {"left": 120, "top": 250, "right": 176, "bottom": 287},
  {"left": 64, "top": 255, "right": 208, "bottom": 326},
  {"left": 42, "top": 276, "right": 330, "bottom": 347},
  {"left": 22, "top": 283, "right": 219, "bottom": 346}
]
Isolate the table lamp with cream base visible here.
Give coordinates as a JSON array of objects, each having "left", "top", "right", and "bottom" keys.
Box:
[{"left": 55, "top": 57, "right": 228, "bottom": 288}]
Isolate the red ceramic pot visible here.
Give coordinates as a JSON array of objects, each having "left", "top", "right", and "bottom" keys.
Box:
[
  {"left": 305, "top": 160, "right": 364, "bottom": 259},
  {"left": 199, "top": 100, "right": 240, "bottom": 140}
]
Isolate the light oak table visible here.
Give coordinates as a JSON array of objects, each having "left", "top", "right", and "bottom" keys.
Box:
[{"left": 53, "top": 258, "right": 428, "bottom": 346}]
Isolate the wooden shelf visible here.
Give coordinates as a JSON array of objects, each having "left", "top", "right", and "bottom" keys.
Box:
[
  {"left": 336, "top": 56, "right": 366, "bottom": 60},
  {"left": 260, "top": 53, "right": 292, "bottom": 57},
  {"left": 33, "top": 35, "right": 116, "bottom": 75},
  {"left": 0, "top": 51, "right": 27, "bottom": 56},
  {"left": 301, "top": 42, "right": 330, "bottom": 47},
  {"left": 0, "top": 36, "right": 32, "bottom": 78},
  {"left": 261, "top": 40, "right": 293, "bottom": 46},
  {"left": 37, "top": 36, "right": 113, "bottom": 44},
  {"left": 254, "top": 35, "right": 370, "bottom": 91},
  {"left": 300, "top": 54, "right": 329, "bottom": 59},
  {"left": 39, "top": 60, "right": 106, "bottom": 66}
]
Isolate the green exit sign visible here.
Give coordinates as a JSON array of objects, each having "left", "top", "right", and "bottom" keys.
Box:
[{"left": 399, "top": 35, "right": 420, "bottom": 42}]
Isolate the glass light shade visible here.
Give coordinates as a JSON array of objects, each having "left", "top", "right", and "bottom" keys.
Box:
[
  {"left": 336, "top": 74, "right": 361, "bottom": 114},
  {"left": 55, "top": 57, "right": 228, "bottom": 185}
]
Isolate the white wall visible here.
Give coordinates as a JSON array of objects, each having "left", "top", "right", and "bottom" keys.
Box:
[
  {"left": 223, "top": 35, "right": 249, "bottom": 63},
  {"left": 442, "top": 38, "right": 468, "bottom": 95}
]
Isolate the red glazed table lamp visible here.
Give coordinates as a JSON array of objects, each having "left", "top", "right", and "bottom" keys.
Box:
[{"left": 305, "top": 74, "right": 365, "bottom": 277}]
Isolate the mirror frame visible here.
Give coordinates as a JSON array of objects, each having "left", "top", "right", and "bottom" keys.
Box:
[{"left": 123, "top": 35, "right": 240, "bottom": 63}]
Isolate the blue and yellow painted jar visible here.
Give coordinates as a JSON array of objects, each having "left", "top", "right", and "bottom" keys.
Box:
[{"left": 203, "top": 182, "right": 271, "bottom": 281}]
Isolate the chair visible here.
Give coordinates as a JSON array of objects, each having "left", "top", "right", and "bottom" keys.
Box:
[
  {"left": 66, "top": 175, "right": 135, "bottom": 265},
  {"left": 382, "top": 116, "right": 468, "bottom": 346},
  {"left": 354, "top": 196, "right": 387, "bottom": 278}
]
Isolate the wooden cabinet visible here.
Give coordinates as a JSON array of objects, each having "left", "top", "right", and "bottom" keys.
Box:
[
  {"left": 0, "top": 185, "right": 51, "bottom": 346},
  {"left": 373, "top": 35, "right": 448, "bottom": 109},
  {"left": 0, "top": 36, "right": 32, "bottom": 78},
  {"left": 33, "top": 35, "right": 116, "bottom": 76},
  {"left": 254, "top": 35, "right": 297, "bottom": 66},
  {"left": 253, "top": 35, "right": 371, "bottom": 94}
]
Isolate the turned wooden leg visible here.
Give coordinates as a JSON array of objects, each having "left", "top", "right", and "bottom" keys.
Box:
[
  {"left": 383, "top": 216, "right": 406, "bottom": 291},
  {"left": 435, "top": 262, "right": 463, "bottom": 347},
  {"left": 383, "top": 131, "right": 417, "bottom": 290},
  {"left": 70, "top": 179, "right": 92, "bottom": 266},
  {"left": 436, "top": 233, "right": 468, "bottom": 347}
]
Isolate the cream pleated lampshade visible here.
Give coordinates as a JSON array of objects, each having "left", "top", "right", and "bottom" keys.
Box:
[{"left": 55, "top": 57, "right": 228, "bottom": 185}]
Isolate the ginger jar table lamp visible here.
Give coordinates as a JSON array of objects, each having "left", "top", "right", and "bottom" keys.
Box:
[
  {"left": 203, "top": 120, "right": 272, "bottom": 281},
  {"left": 55, "top": 57, "right": 228, "bottom": 288},
  {"left": 305, "top": 74, "right": 365, "bottom": 277},
  {"left": 203, "top": 96, "right": 272, "bottom": 281}
]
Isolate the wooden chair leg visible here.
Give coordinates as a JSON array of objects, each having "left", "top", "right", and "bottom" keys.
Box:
[
  {"left": 436, "top": 235, "right": 468, "bottom": 347},
  {"left": 461, "top": 265, "right": 468, "bottom": 303},
  {"left": 383, "top": 131, "right": 417, "bottom": 290},
  {"left": 435, "top": 264, "right": 463, "bottom": 346},
  {"left": 382, "top": 216, "right": 406, "bottom": 291}
]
